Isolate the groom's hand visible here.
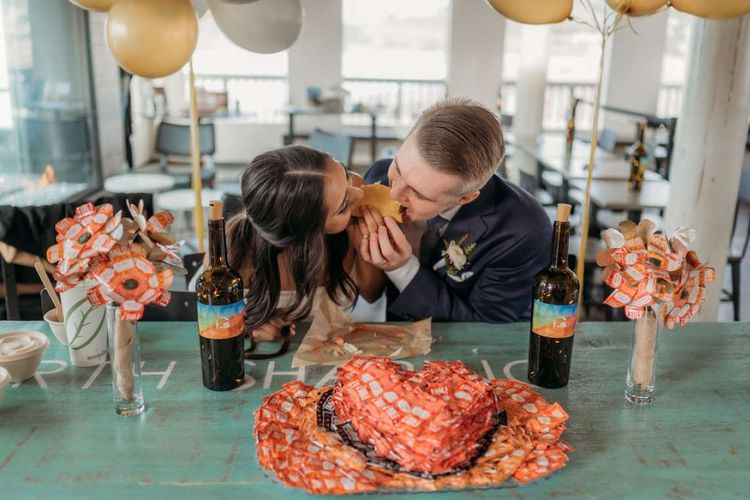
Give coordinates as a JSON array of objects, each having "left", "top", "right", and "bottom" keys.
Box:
[{"left": 359, "top": 206, "right": 412, "bottom": 271}]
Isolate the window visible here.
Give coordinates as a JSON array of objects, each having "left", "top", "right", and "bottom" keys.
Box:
[
  {"left": 658, "top": 9, "right": 692, "bottom": 117},
  {"left": 188, "top": 12, "right": 289, "bottom": 123},
  {"left": 341, "top": 0, "right": 450, "bottom": 125},
  {"left": 501, "top": 3, "right": 600, "bottom": 130},
  {"left": 0, "top": 0, "right": 99, "bottom": 206}
]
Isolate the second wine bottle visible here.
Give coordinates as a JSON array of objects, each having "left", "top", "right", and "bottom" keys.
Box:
[
  {"left": 528, "top": 203, "right": 579, "bottom": 388},
  {"left": 196, "top": 200, "right": 246, "bottom": 391}
]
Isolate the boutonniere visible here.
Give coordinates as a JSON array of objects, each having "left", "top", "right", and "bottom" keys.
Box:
[{"left": 441, "top": 234, "right": 476, "bottom": 276}]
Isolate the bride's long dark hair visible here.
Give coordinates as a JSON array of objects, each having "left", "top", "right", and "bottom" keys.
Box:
[{"left": 226, "top": 145, "right": 357, "bottom": 333}]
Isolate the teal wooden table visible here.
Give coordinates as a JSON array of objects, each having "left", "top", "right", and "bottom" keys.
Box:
[{"left": 1, "top": 321, "right": 749, "bottom": 498}]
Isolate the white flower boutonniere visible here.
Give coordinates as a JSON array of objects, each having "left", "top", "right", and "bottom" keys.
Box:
[{"left": 441, "top": 234, "right": 476, "bottom": 276}]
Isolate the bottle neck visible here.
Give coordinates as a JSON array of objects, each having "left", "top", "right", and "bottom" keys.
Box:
[
  {"left": 550, "top": 221, "right": 570, "bottom": 269},
  {"left": 208, "top": 219, "right": 227, "bottom": 267}
]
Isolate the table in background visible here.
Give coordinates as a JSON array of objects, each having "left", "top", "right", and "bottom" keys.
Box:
[
  {"left": 104, "top": 173, "right": 176, "bottom": 194},
  {"left": 154, "top": 188, "right": 225, "bottom": 241},
  {"left": 515, "top": 133, "right": 619, "bottom": 168},
  {"left": 569, "top": 178, "right": 670, "bottom": 221},
  {"left": 283, "top": 106, "right": 401, "bottom": 163},
  {"left": 1, "top": 321, "right": 748, "bottom": 498}
]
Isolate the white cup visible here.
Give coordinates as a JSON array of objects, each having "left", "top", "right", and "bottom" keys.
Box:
[
  {"left": 43, "top": 309, "right": 68, "bottom": 346},
  {"left": 60, "top": 284, "right": 107, "bottom": 367}
]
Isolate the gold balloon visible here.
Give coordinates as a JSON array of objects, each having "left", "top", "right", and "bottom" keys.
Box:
[
  {"left": 68, "top": 0, "right": 115, "bottom": 11},
  {"left": 671, "top": 0, "right": 750, "bottom": 19},
  {"left": 106, "top": 0, "right": 198, "bottom": 79},
  {"left": 485, "top": 0, "right": 573, "bottom": 24},
  {"left": 606, "top": 0, "right": 668, "bottom": 17}
]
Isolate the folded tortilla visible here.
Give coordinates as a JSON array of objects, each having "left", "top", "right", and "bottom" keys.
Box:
[{"left": 355, "top": 184, "right": 403, "bottom": 222}]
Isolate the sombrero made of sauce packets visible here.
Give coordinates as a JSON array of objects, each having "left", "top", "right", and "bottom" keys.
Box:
[
  {"left": 596, "top": 219, "right": 715, "bottom": 328},
  {"left": 254, "top": 356, "right": 571, "bottom": 494}
]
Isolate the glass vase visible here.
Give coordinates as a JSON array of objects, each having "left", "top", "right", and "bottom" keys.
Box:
[
  {"left": 625, "top": 305, "right": 661, "bottom": 405},
  {"left": 106, "top": 305, "right": 145, "bottom": 416}
]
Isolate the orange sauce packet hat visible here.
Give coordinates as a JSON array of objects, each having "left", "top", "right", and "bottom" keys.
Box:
[{"left": 255, "top": 356, "right": 571, "bottom": 494}]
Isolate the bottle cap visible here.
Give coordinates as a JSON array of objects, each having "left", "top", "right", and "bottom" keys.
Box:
[
  {"left": 556, "top": 203, "right": 571, "bottom": 223},
  {"left": 209, "top": 200, "right": 224, "bottom": 221}
]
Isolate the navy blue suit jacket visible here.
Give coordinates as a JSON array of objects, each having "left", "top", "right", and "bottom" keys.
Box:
[{"left": 365, "top": 159, "right": 552, "bottom": 323}]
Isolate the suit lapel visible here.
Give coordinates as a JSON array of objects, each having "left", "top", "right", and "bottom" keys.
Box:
[{"left": 438, "top": 176, "right": 497, "bottom": 256}]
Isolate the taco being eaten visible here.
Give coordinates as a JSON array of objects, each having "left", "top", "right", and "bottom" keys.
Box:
[{"left": 354, "top": 183, "right": 403, "bottom": 223}]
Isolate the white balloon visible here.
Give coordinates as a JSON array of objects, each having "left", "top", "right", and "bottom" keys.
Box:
[
  {"left": 208, "top": 0, "right": 303, "bottom": 54},
  {"left": 192, "top": 0, "right": 208, "bottom": 17}
]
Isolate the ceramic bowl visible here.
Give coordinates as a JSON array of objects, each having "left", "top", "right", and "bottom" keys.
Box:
[
  {"left": 0, "top": 331, "right": 50, "bottom": 383},
  {"left": 0, "top": 366, "right": 10, "bottom": 406}
]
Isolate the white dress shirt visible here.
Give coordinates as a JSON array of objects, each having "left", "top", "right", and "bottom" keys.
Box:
[{"left": 386, "top": 205, "right": 461, "bottom": 292}]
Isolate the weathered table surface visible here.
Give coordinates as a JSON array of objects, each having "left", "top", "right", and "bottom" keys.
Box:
[
  {"left": 1, "top": 320, "right": 748, "bottom": 498},
  {"left": 569, "top": 178, "right": 671, "bottom": 212}
]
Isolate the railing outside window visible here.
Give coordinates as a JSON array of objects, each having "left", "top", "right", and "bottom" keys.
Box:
[
  {"left": 191, "top": 74, "right": 684, "bottom": 133},
  {"left": 500, "top": 81, "right": 684, "bottom": 132}
]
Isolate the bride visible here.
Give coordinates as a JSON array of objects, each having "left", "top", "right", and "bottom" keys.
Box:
[{"left": 222, "top": 145, "right": 383, "bottom": 342}]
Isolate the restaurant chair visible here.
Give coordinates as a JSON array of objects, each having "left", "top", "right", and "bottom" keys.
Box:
[
  {"left": 142, "top": 291, "right": 197, "bottom": 321},
  {"left": 309, "top": 128, "right": 354, "bottom": 168},
  {"left": 722, "top": 170, "right": 750, "bottom": 321},
  {"left": 156, "top": 121, "right": 217, "bottom": 189},
  {"left": 598, "top": 128, "right": 618, "bottom": 154},
  {"left": 182, "top": 252, "right": 205, "bottom": 288},
  {"left": 2, "top": 259, "right": 44, "bottom": 320}
]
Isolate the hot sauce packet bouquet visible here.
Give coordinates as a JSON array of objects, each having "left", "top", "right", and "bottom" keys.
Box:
[
  {"left": 596, "top": 219, "right": 715, "bottom": 328},
  {"left": 255, "top": 356, "right": 571, "bottom": 494},
  {"left": 46, "top": 200, "right": 185, "bottom": 320},
  {"left": 291, "top": 292, "right": 432, "bottom": 368}
]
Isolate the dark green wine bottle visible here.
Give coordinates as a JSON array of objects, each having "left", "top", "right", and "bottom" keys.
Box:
[
  {"left": 196, "top": 200, "right": 245, "bottom": 391},
  {"left": 528, "top": 203, "right": 579, "bottom": 388},
  {"left": 629, "top": 121, "right": 648, "bottom": 192}
]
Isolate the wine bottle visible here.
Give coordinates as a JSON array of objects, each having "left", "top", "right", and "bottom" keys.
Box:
[
  {"left": 629, "top": 122, "right": 648, "bottom": 192},
  {"left": 528, "top": 203, "right": 579, "bottom": 388},
  {"left": 564, "top": 99, "right": 578, "bottom": 156},
  {"left": 196, "top": 200, "right": 245, "bottom": 391}
]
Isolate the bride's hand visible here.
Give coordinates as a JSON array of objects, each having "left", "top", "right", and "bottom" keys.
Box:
[
  {"left": 347, "top": 216, "right": 371, "bottom": 251},
  {"left": 252, "top": 318, "right": 296, "bottom": 342}
]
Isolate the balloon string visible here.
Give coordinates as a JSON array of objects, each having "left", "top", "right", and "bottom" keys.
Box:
[
  {"left": 189, "top": 60, "right": 205, "bottom": 253},
  {"left": 575, "top": 4, "right": 622, "bottom": 319}
]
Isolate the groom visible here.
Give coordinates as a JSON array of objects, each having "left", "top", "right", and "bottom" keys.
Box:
[{"left": 359, "top": 98, "right": 552, "bottom": 323}]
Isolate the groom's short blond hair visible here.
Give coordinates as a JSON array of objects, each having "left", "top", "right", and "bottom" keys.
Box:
[{"left": 410, "top": 98, "right": 504, "bottom": 194}]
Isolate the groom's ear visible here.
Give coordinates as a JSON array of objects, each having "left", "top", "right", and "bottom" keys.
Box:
[{"left": 457, "top": 190, "right": 480, "bottom": 206}]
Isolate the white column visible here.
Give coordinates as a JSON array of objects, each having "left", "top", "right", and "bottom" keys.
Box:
[
  {"left": 288, "top": 0, "right": 343, "bottom": 108},
  {"left": 513, "top": 25, "right": 549, "bottom": 140},
  {"left": 88, "top": 12, "right": 126, "bottom": 178},
  {"left": 664, "top": 16, "right": 750, "bottom": 321},
  {"left": 601, "top": 10, "right": 669, "bottom": 139},
  {"left": 447, "top": 0, "right": 506, "bottom": 110},
  {"left": 512, "top": 25, "right": 550, "bottom": 179}
]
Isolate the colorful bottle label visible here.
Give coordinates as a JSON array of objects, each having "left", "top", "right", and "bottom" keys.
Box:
[
  {"left": 532, "top": 300, "right": 577, "bottom": 339},
  {"left": 198, "top": 300, "right": 245, "bottom": 340}
]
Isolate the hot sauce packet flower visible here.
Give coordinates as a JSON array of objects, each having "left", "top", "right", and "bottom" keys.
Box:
[
  {"left": 46, "top": 200, "right": 182, "bottom": 318},
  {"left": 596, "top": 219, "right": 715, "bottom": 327}
]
